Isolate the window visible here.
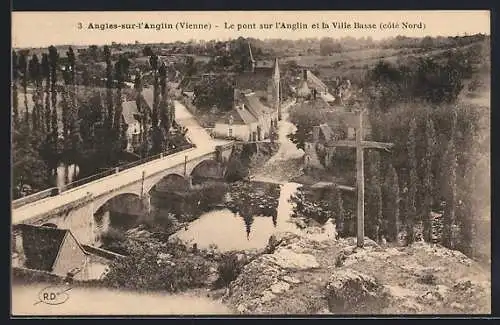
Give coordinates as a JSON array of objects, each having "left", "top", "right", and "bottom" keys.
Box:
[{"left": 228, "top": 128, "right": 233, "bottom": 138}]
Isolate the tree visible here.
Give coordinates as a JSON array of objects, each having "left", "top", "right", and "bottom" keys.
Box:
[
  {"left": 384, "top": 164, "right": 400, "bottom": 242},
  {"left": 149, "top": 54, "right": 162, "bottom": 154},
  {"left": 442, "top": 109, "right": 458, "bottom": 249},
  {"left": 366, "top": 150, "right": 383, "bottom": 242},
  {"left": 193, "top": 76, "right": 234, "bottom": 112},
  {"left": 422, "top": 116, "right": 436, "bottom": 242},
  {"left": 12, "top": 124, "right": 50, "bottom": 199},
  {"left": 320, "top": 37, "right": 342, "bottom": 56},
  {"left": 336, "top": 188, "right": 345, "bottom": 238},
  {"left": 185, "top": 56, "right": 196, "bottom": 76},
  {"left": 18, "top": 51, "right": 29, "bottom": 123},
  {"left": 406, "top": 117, "right": 418, "bottom": 244},
  {"left": 287, "top": 102, "right": 327, "bottom": 151},
  {"left": 29, "top": 54, "right": 43, "bottom": 131},
  {"left": 12, "top": 51, "right": 19, "bottom": 127},
  {"left": 41, "top": 53, "right": 51, "bottom": 134},
  {"left": 143, "top": 45, "right": 154, "bottom": 57},
  {"left": 48, "top": 46, "right": 60, "bottom": 176},
  {"left": 104, "top": 45, "right": 114, "bottom": 128}
]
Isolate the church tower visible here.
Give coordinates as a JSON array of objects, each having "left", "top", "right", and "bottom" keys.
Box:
[{"left": 247, "top": 43, "right": 256, "bottom": 73}]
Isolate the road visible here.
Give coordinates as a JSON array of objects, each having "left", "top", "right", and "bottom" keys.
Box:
[
  {"left": 12, "top": 99, "right": 231, "bottom": 225},
  {"left": 251, "top": 100, "right": 305, "bottom": 183},
  {"left": 174, "top": 100, "right": 229, "bottom": 149}
]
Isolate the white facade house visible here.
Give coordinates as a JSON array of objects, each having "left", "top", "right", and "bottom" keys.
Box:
[{"left": 121, "top": 101, "right": 142, "bottom": 152}]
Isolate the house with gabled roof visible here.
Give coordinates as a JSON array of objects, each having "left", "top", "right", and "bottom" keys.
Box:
[
  {"left": 213, "top": 88, "right": 278, "bottom": 141},
  {"left": 12, "top": 224, "right": 117, "bottom": 281},
  {"left": 13, "top": 224, "right": 90, "bottom": 281}
]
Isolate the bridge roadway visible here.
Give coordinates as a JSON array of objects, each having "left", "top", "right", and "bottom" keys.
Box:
[{"left": 12, "top": 99, "right": 231, "bottom": 225}]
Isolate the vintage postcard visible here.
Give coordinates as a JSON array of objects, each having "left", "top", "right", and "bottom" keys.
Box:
[{"left": 11, "top": 10, "right": 491, "bottom": 316}]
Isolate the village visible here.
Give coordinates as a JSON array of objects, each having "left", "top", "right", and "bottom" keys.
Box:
[{"left": 11, "top": 31, "right": 491, "bottom": 315}]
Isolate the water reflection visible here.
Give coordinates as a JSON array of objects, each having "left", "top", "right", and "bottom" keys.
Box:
[
  {"left": 55, "top": 163, "right": 80, "bottom": 188},
  {"left": 172, "top": 182, "right": 302, "bottom": 252}
]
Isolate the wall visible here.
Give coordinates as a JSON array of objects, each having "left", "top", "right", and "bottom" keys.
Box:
[
  {"left": 107, "top": 194, "right": 146, "bottom": 217},
  {"left": 191, "top": 159, "right": 225, "bottom": 184},
  {"left": 304, "top": 142, "right": 325, "bottom": 169},
  {"left": 52, "top": 233, "right": 88, "bottom": 278},
  {"left": 214, "top": 123, "right": 253, "bottom": 141},
  {"left": 17, "top": 147, "right": 234, "bottom": 247}
]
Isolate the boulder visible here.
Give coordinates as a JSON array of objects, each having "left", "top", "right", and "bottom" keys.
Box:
[
  {"left": 263, "top": 248, "right": 320, "bottom": 271},
  {"left": 270, "top": 281, "right": 291, "bottom": 294},
  {"left": 325, "top": 268, "right": 385, "bottom": 313}
]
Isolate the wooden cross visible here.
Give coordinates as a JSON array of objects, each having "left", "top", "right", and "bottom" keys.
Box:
[{"left": 328, "top": 109, "right": 393, "bottom": 248}]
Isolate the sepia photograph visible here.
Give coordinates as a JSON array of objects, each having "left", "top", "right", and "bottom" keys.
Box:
[{"left": 10, "top": 10, "right": 491, "bottom": 316}]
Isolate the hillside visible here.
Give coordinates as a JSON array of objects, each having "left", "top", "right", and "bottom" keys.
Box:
[{"left": 281, "top": 39, "right": 490, "bottom": 86}]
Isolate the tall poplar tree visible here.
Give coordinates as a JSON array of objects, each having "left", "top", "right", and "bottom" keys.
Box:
[
  {"left": 384, "top": 164, "right": 400, "bottom": 242},
  {"left": 18, "top": 51, "right": 29, "bottom": 123},
  {"left": 442, "top": 109, "right": 458, "bottom": 249},
  {"left": 422, "top": 116, "right": 436, "bottom": 242},
  {"left": 406, "top": 117, "right": 418, "bottom": 244},
  {"left": 41, "top": 53, "right": 51, "bottom": 134},
  {"left": 12, "top": 51, "right": 19, "bottom": 127},
  {"left": 367, "top": 150, "right": 383, "bottom": 242}
]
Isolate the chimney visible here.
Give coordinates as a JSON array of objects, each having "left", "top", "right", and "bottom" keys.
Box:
[{"left": 303, "top": 69, "right": 308, "bottom": 81}]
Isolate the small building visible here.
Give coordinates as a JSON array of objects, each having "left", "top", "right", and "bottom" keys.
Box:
[
  {"left": 296, "top": 69, "right": 336, "bottom": 105},
  {"left": 213, "top": 88, "right": 277, "bottom": 141},
  {"left": 177, "top": 76, "right": 201, "bottom": 99},
  {"left": 12, "top": 224, "right": 100, "bottom": 281},
  {"left": 213, "top": 92, "right": 260, "bottom": 141},
  {"left": 121, "top": 100, "right": 142, "bottom": 152},
  {"left": 303, "top": 106, "right": 372, "bottom": 170}
]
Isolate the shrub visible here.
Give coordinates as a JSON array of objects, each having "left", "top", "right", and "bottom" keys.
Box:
[
  {"left": 215, "top": 253, "right": 244, "bottom": 288},
  {"left": 100, "top": 228, "right": 129, "bottom": 255},
  {"left": 103, "top": 243, "right": 211, "bottom": 292}
]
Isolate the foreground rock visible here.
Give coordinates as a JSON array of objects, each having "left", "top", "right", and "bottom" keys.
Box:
[{"left": 223, "top": 232, "right": 491, "bottom": 314}]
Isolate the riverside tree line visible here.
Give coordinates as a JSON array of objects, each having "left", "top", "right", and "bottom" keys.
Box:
[
  {"left": 289, "top": 43, "right": 489, "bottom": 258},
  {"left": 12, "top": 46, "right": 186, "bottom": 199}
]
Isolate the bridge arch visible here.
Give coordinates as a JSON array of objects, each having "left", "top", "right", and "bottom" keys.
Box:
[
  {"left": 148, "top": 173, "right": 190, "bottom": 194},
  {"left": 93, "top": 192, "right": 146, "bottom": 243},
  {"left": 190, "top": 159, "right": 226, "bottom": 185},
  {"left": 42, "top": 223, "right": 58, "bottom": 228}
]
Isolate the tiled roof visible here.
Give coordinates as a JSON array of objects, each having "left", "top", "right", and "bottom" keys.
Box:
[
  {"left": 234, "top": 72, "right": 271, "bottom": 92},
  {"left": 20, "top": 224, "right": 71, "bottom": 272},
  {"left": 306, "top": 70, "right": 329, "bottom": 91},
  {"left": 178, "top": 76, "right": 201, "bottom": 92},
  {"left": 121, "top": 101, "right": 139, "bottom": 125},
  {"left": 217, "top": 105, "right": 258, "bottom": 125},
  {"left": 243, "top": 93, "right": 274, "bottom": 117}
]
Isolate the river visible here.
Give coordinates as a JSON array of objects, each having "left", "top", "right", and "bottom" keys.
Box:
[{"left": 172, "top": 182, "right": 303, "bottom": 252}]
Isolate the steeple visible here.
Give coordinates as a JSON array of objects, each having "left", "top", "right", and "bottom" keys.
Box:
[
  {"left": 247, "top": 42, "right": 255, "bottom": 72},
  {"left": 273, "top": 57, "right": 280, "bottom": 82},
  {"left": 273, "top": 57, "right": 282, "bottom": 120}
]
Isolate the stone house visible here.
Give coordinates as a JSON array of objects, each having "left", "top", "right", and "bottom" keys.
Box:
[
  {"left": 121, "top": 100, "right": 142, "bottom": 153},
  {"left": 303, "top": 107, "right": 372, "bottom": 170},
  {"left": 213, "top": 88, "right": 277, "bottom": 141}
]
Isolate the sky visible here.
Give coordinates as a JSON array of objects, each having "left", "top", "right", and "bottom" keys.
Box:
[{"left": 12, "top": 10, "right": 490, "bottom": 48}]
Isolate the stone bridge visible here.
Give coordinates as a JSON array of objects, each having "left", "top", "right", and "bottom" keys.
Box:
[{"left": 11, "top": 142, "right": 234, "bottom": 246}]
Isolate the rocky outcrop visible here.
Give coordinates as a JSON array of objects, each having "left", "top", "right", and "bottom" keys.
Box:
[
  {"left": 325, "top": 268, "right": 388, "bottom": 313},
  {"left": 223, "top": 231, "right": 491, "bottom": 315},
  {"left": 223, "top": 232, "right": 323, "bottom": 314}
]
